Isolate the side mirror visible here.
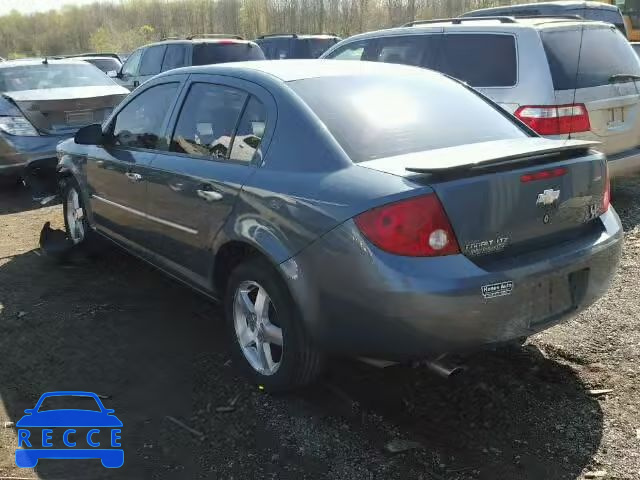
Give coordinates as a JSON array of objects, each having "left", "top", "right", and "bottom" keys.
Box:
[
  {"left": 106, "top": 70, "right": 118, "bottom": 78},
  {"left": 23, "top": 409, "right": 34, "bottom": 415},
  {"left": 75, "top": 123, "right": 104, "bottom": 145}
]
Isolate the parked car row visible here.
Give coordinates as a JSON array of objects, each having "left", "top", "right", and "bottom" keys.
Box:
[{"left": 0, "top": 4, "right": 631, "bottom": 390}]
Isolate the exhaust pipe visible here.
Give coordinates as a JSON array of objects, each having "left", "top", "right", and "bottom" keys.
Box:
[
  {"left": 425, "top": 360, "right": 465, "bottom": 378},
  {"left": 416, "top": 354, "right": 465, "bottom": 378}
]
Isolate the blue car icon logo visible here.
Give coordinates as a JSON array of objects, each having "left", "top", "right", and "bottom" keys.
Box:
[{"left": 15, "top": 391, "right": 123, "bottom": 468}]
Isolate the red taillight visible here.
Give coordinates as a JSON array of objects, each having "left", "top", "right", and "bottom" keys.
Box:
[
  {"left": 354, "top": 194, "right": 459, "bottom": 257},
  {"left": 602, "top": 166, "right": 611, "bottom": 213},
  {"left": 520, "top": 167, "right": 567, "bottom": 183},
  {"left": 514, "top": 104, "right": 591, "bottom": 135}
]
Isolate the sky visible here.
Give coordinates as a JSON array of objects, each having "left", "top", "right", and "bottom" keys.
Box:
[{"left": 0, "top": 0, "right": 109, "bottom": 16}]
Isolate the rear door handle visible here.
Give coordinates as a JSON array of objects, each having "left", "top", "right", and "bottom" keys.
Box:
[
  {"left": 125, "top": 172, "right": 143, "bottom": 183},
  {"left": 196, "top": 188, "right": 223, "bottom": 202}
]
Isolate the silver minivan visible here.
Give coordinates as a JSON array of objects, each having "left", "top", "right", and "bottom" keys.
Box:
[{"left": 321, "top": 17, "right": 640, "bottom": 176}]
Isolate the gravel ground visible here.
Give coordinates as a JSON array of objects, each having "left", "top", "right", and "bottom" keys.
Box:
[{"left": 0, "top": 179, "right": 638, "bottom": 480}]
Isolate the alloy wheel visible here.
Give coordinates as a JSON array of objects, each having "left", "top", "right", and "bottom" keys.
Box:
[
  {"left": 66, "top": 188, "right": 85, "bottom": 244},
  {"left": 233, "top": 280, "right": 283, "bottom": 375}
]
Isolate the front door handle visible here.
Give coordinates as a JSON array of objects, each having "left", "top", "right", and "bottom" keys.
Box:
[
  {"left": 125, "top": 172, "right": 143, "bottom": 183},
  {"left": 196, "top": 189, "right": 223, "bottom": 202}
]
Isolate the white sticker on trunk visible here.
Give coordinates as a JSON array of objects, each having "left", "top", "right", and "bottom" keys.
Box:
[{"left": 481, "top": 281, "right": 513, "bottom": 299}]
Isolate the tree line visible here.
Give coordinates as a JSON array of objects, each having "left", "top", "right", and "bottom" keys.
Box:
[{"left": 0, "top": 0, "right": 532, "bottom": 58}]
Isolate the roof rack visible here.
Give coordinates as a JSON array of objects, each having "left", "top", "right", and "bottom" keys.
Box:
[
  {"left": 311, "top": 32, "right": 339, "bottom": 36},
  {"left": 186, "top": 34, "right": 244, "bottom": 40},
  {"left": 403, "top": 16, "right": 517, "bottom": 27},
  {"left": 54, "top": 52, "right": 122, "bottom": 60},
  {"left": 257, "top": 33, "right": 298, "bottom": 39},
  {"left": 161, "top": 36, "right": 183, "bottom": 41},
  {"left": 509, "top": 14, "right": 584, "bottom": 20}
]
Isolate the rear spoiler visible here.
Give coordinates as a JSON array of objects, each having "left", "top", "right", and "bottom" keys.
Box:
[{"left": 405, "top": 139, "right": 599, "bottom": 174}]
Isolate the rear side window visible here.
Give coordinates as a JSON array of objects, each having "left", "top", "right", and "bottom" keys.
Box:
[
  {"left": 290, "top": 73, "right": 527, "bottom": 163},
  {"left": 377, "top": 36, "right": 425, "bottom": 67},
  {"left": 192, "top": 43, "right": 265, "bottom": 65},
  {"left": 542, "top": 26, "right": 640, "bottom": 90},
  {"left": 139, "top": 45, "right": 166, "bottom": 76},
  {"left": 376, "top": 35, "right": 440, "bottom": 68},
  {"left": 112, "top": 82, "right": 179, "bottom": 150},
  {"left": 230, "top": 97, "right": 267, "bottom": 162},
  {"left": 170, "top": 83, "right": 248, "bottom": 160},
  {"left": 162, "top": 44, "right": 188, "bottom": 72},
  {"left": 439, "top": 34, "right": 517, "bottom": 87}
]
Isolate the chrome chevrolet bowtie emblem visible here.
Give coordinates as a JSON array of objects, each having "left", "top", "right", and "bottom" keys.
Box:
[{"left": 536, "top": 188, "right": 560, "bottom": 206}]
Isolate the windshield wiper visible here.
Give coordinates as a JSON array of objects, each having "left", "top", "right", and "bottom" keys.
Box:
[{"left": 608, "top": 73, "right": 640, "bottom": 83}]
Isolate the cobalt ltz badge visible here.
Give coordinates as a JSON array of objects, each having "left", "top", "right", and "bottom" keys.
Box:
[
  {"left": 15, "top": 391, "right": 123, "bottom": 468},
  {"left": 481, "top": 281, "right": 514, "bottom": 299}
]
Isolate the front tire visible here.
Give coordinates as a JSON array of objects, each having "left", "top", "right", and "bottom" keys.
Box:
[
  {"left": 225, "top": 257, "right": 324, "bottom": 392},
  {"left": 62, "top": 178, "right": 97, "bottom": 248}
]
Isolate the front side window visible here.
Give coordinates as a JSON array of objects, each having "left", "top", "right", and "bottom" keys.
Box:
[
  {"left": 170, "top": 83, "right": 248, "bottom": 160},
  {"left": 439, "top": 34, "right": 517, "bottom": 88},
  {"left": 139, "top": 45, "right": 167, "bottom": 76},
  {"left": 121, "top": 49, "right": 142, "bottom": 77},
  {"left": 112, "top": 82, "right": 179, "bottom": 150},
  {"left": 325, "top": 41, "right": 367, "bottom": 60}
]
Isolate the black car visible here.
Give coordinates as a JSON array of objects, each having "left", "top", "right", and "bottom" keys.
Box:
[
  {"left": 110, "top": 35, "right": 265, "bottom": 90},
  {"left": 255, "top": 34, "right": 341, "bottom": 59}
]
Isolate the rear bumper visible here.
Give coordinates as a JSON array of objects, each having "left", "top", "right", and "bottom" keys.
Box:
[
  {"left": 284, "top": 208, "right": 623, "bottom": 361},
  {"left": 607, "top": 147, "right": 640, "bottom": 177}
]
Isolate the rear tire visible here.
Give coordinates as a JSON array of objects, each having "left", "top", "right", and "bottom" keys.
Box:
[{"left": 225, "top": 257, "right": 324, "bottom": 392}]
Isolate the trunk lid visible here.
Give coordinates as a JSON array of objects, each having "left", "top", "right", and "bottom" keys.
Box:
[
  {"left": 360, "top": 138, "right": 607, "bottom": 260},
  {"left": 3, "top": 85, "right": 128, "bottom": 134}
]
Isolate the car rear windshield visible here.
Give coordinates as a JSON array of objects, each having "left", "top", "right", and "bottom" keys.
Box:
[
  {"left": 85, "top": 58, "right": 121, "bottom": 73},
  {"left": 289, "top": 73, "right": 528, "bottom": 163},
  {"left": 542, "top": 26, "right": 640, "bottom": 90},
  {"left": 0, "top": 63, "right": 115, "bottom": 92},
  {"left": 192, "top": 43, "right": 265, "bottom": 65}
]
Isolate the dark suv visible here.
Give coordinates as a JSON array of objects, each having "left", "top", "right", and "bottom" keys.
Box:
[
  {"left": 110, "top": 36, "right": 265, "bottom": 90},
  {"left": 255, "top": 34, "right": 340, "bottom": 59}
]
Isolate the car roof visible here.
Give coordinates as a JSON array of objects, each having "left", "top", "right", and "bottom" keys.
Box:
[
  {"left": 0, "top": 58, "right": 93, "bottom": 69},
  {"left": 160, "top": 59, "right": 441, "bottom": 83},
  {"left": 465, "top": 1, "right": 620, "bottom": 14},
  {"left": 340, "top": 16, "right": 614, "bottom": 42},
  {"left": 257, "top": 34, "right": 340, "bottom": 39},
  {"left": 140, "top": 38, "right": 259, "bottom": 48}
]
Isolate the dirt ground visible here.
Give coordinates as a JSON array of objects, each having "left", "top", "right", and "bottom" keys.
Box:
[{"left": 0, "top": 179, "right": 638, "bottom": 480}]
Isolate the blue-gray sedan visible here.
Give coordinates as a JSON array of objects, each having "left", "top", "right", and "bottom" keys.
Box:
[{"left": 56, "top": 60, "right": 623, "bottom": 391}]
